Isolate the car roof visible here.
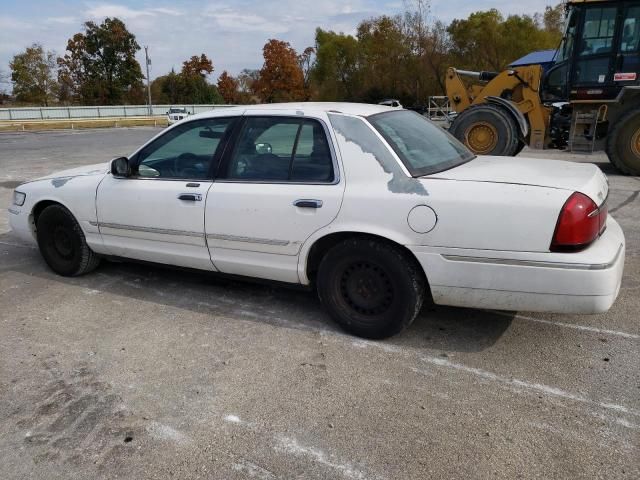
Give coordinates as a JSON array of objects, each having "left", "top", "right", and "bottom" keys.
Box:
[{"left": 189, "top": 102, "right": 397, "bottom": 121}]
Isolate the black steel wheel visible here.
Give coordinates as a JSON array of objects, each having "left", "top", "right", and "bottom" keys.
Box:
[
  {"left": 36, "top": 204, "right": 100, "bottom": 277},
  {"left": 316, "top": 238, "right": 426, "bottom": 339}
]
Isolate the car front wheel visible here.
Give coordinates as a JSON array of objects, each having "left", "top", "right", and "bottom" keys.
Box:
[
  {"left": 36, "top": 204, "right": 101, "bottom": 277},
  {"left": 316, "top": 238, "right": 426, "bottom": 339}
]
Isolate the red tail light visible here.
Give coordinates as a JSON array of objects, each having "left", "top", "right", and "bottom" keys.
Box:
[{"left": 550, "top": 192, "right": 607, "bottom": 252}]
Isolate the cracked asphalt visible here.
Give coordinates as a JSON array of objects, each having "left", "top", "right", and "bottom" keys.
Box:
[{"left": 0, "top": 127, "right": 638, "bottom": 479}]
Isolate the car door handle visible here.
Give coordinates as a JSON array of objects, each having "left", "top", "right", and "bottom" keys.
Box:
[
  {"left": 178, "top": 193, "right": 202, "bottom": 201},
  {"left": 293, "top": 199, "right": 323, "bottom": 208}
]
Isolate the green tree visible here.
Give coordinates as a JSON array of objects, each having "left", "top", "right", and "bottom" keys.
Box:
[
  {"left": 447, "top": 9, "right": 562, "bottom": 72},
  {"left": 10, "top": 44, "right": 58, "bottom": 106},
  {"left": 58, "top": 17, "right": 144, "bottom": 104},
  {"left": 150, "top": 56, "right": 223, "bottom": 105},
  {"left": 311, "top": 29, "right": 361, "bottom": 101}
]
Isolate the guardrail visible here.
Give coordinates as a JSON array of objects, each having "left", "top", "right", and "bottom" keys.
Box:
[{"left": 0, "top": 104, "right": 234, "bottom": 121}]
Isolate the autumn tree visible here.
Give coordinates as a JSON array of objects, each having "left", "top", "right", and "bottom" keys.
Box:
[
  {"left": 254, "top": 39, "right": 305, "bottom": 103},
  {"left": 10, "top": 44, "right": 58, "bottom": 106},
  {"left": 57, "top": 17, "right": 144, "bottom": 104},
  {"left": 182, "top": 54, "right": 214, "bottom": 78},
  {"left": 217, "top": 71, "right": 239, "bottom": 104}
]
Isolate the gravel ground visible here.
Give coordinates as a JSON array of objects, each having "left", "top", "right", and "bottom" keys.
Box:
[{"left": 0, "top": 127, "right": 638, "bottom": 479}]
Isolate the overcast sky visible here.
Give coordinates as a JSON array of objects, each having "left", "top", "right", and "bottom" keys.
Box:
[{"left": 0, "top": 0, "right": 559, "bottom": 84}]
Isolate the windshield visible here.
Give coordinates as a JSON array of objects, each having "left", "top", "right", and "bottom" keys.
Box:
[
  {"left": 169, "top": 108, "right": 186, "bottom": 114},
  {"left": 367, "top": 110, "right": 474, "bottom": 176}
]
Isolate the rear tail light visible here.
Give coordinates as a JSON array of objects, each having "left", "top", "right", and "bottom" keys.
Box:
[{"left": 550, "top": 192, "right": 607, "bottom": 252}]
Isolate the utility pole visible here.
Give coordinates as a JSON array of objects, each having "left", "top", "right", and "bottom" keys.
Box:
[{"left": 144, "top": 46, "right": 152, "bottom": 115}]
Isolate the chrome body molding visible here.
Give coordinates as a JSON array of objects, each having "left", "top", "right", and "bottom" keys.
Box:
[
  {"left": 442, "top": 245, "right": 623, "bottom": 271},
  {"left": 93, "top": 221, "right": 204, "bottom": 238},
  {"left": 206, "top": 233, "right": 290, "bottom": 246}
]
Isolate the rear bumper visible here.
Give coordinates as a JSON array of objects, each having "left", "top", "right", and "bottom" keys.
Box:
[{"left": 409, "top": 217, "right": 625, "bottom": 314}]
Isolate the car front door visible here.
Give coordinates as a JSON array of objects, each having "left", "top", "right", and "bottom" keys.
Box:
[
  {"left": 205, "top": 111, "right": 344, "bottom": 283},
  {"left": 95, "top": 117, "right": 236, "bottom": 270}
]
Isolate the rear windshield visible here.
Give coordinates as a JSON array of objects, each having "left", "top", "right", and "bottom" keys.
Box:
[{"left": 368, "top": 110, "right": 474, "bottom": 176}]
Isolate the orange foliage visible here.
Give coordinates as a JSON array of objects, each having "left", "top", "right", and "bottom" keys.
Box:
[
  {"left": 254, "top": 39, "right": 305, "bottom": 103},
  {"left": 217, "top": 70, "right": 239, "bottom": 104}
]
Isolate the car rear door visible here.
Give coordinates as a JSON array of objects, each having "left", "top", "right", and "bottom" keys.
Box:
[
  {"left": 95, "top": 117, "right": 237, "bottom": 270},
  {"left": 205, "top": 110, "right": 344, "bottom": 283}
]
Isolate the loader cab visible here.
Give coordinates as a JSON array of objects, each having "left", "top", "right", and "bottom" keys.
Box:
[{"left": 543, "top": 0, "right": 640, "bottom": 102}]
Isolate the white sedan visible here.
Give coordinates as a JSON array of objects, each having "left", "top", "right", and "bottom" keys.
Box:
[{"left": 8, "top": 103, "right": 625, "bottom": 339}]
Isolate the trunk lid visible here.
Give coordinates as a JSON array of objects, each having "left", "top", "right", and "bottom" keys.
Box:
[{"left": 428, "top": 156, "right": 608, "bottom": 205}]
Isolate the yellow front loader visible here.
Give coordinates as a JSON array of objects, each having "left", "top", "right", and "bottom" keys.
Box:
[{"left": 445, "top": 0, "right": 640, "bottom": 175}]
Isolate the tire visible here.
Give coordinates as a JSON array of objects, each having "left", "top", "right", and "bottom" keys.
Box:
[
  {"left": 449, "top": 103, "right": 520, "bottom": 156},
  {"left": 606, "top": 107, "right": 640, "bottom": 176},
  {"left": 36, "top": 204, "right": 101, "bottom": 277},
  {"left": 316, "top": 238, "right": 426, "bottom": 339},
  {"left": 513, "top": 139, "right": 526, "bottom": 156}
]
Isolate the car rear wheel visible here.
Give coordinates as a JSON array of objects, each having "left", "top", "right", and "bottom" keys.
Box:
[
  {"left": 36, "top": 204, "right": 101, "bottom": 277},
  {"left": 316, "top": 238, "right": 426, "bottom": 339},
  {"left": 449, "top": 104, "right": 520, "bottom": 156},
  {"left": 606, "top": 108, "right": 640, "bottom": 176}
]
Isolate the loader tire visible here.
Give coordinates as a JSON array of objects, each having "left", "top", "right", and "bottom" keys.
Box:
[
  {"left": 450, "top": 104, "right": 520, "bottom": 156},
  {"left": 606, "top": 108, "right": 640, "bottom": 176}
]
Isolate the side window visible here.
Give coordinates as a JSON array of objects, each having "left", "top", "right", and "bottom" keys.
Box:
[
  {"left": 135, "top": 118, "right": 233, "bottom": 179},
  {"left": 579, "top": 7, "right": 617, "bottom": 57},
  {"left": 225, "top": 117, "right": 334, "bottom": 182},
  {"left": 622, "top": 7, "right": 640, "bottom": 53}
]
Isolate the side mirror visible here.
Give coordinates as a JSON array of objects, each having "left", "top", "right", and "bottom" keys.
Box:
[
  {"left": 256, "top": 143, "right": 273, "bottom": 154},
  {"left": 111, "top": 157, "right": 131, "bottom": 177}
]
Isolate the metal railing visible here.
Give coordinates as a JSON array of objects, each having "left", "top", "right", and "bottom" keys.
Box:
[
  {"left": 427, "top": 96, "right": 455, "bottom": 122},
  {"left": 0, "top": 104, "right": 234, "bottom": 121}
]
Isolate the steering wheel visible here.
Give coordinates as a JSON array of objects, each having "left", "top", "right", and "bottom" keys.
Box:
[{"left": 174, "top": 152, "right": 198, "bottom": 177}]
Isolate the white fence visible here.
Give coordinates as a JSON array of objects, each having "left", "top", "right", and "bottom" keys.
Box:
[{"left": 0, "top": 104, "right": 234, "bottom": 121}]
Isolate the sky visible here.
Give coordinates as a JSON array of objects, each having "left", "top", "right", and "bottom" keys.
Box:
[{"left": 0, "top": 0, "right": 558, "bottom": 86}]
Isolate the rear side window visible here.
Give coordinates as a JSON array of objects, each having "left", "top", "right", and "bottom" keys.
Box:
[
  {"left": 224, "top": 117, "right": 334, "bottom": 182},
  {"left": 367, "top": 110, "right": 474, "bottom": 176}
]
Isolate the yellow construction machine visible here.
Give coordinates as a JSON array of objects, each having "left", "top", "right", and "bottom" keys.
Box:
[{"left": 446, "top": 0, "right": 640, "bottom": 175}]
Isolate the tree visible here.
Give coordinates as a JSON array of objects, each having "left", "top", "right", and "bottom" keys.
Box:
[
  {"left": 0, "top": 69, "right": 10, "bottom": 104},
  {"left": 150, "top": 57, "right": 224, "bottom": 105},
  {"left": 298, "top": 47, "right": 315, "bottom": 98},
  {"left": 542, "top": 4, "right": 565, "bottom": 42},
  {"left": 217, "top": 71, "right": 239, "bottom": 104},
  {"left": 182, "top": 54, "right": 214, "bottom": 78},
  {"left": 447, "top": 9, "right": 561, "bottom": 73},
  {"left": 254, "top": 39, "right": 305, "bottom": 102},
  {"left": 57, "top": 17, "right": 144, "bottom": 104},
  {"left": 10, "top": 44, "right": 58, "bottom": 106},
  {"left": 311, "top": 29, "right": 361, "bottom": 101}
]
